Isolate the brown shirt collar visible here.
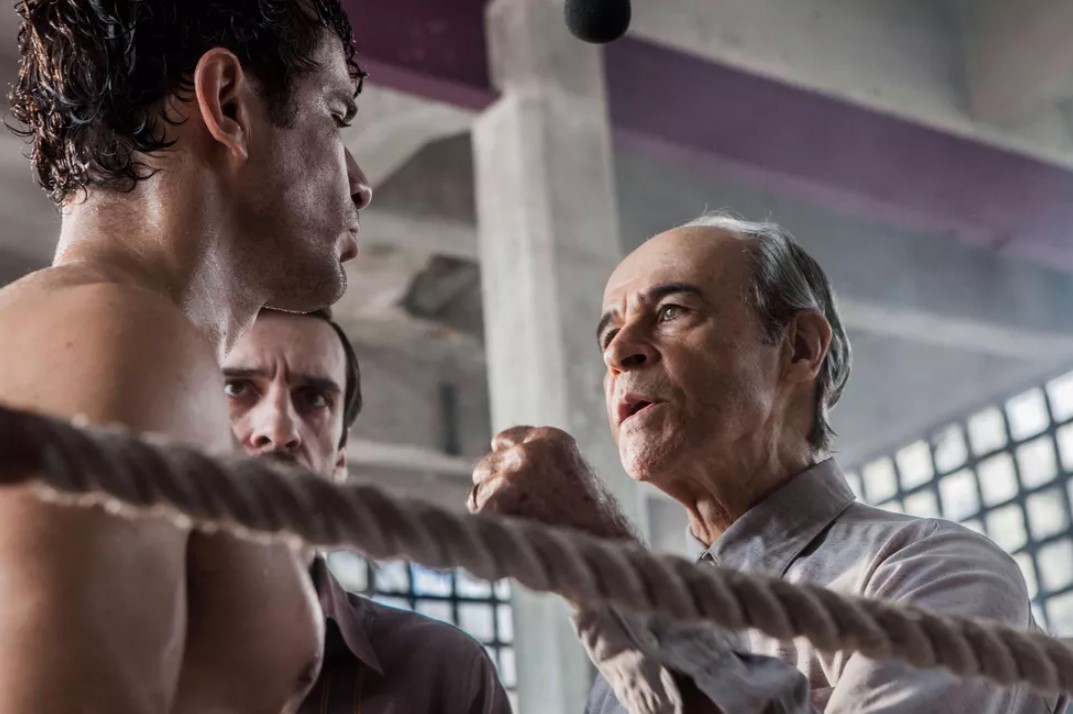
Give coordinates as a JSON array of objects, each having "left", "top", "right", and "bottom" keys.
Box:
[{"left": 309, "top": 557, "right": 384, "bottom": 675}]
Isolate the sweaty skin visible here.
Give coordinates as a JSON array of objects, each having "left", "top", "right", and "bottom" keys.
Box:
[{"left": 0, "top": 38, "right": 371, "bottom": 714}]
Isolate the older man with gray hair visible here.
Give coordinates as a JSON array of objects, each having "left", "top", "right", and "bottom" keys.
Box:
[{"left": 469, "top": 212, "right": 1067, "bottom": 713}]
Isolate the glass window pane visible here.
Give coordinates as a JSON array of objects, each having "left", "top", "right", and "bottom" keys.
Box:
[
  {"left": 327, "top": 550, "right": 368, "bottom": 593},
  {"left": 411, "top": 565, "right": 453, "bottom": 597},
  {"left": 938, "top": 469, "right": 979, "bottom": 522},
  {"left": 978, "top": 453, "right": 1019, "bottom": 506},
  {"left": 1057, "top": 423, "right": 1073, "bottom": 471},
  {"left": 844, "top": 471, "right": 864, "bottom": 500},
  {"left": 1033, "top": 603, "right": 1049, "bottom": 632},
  {"left": 1017, "top": 436, "right": 1058, "bottom": 489},
  {"left": 962, "top": 518, "right": 985, "bottom": 535},
  {"left": 497, "top": 604, "right": 514, "bottom": 643},
  {"left": 1026, "top": 488, "right": 1069, "bottom": 540},
  {"left": 903, "top": 489, "right": 939, "bottom": 518},
  {"left": 415, "top": 600, "right": 452, "bottom": 623},
  {"left": 895, "top": 441, "right": 933, "bottom": 489},
  {"left": 1068, "top": 480, "right": 1073, "bottom": 528},
  {"left": 483, "top": 646, "right": 499, "bottom": 669},
  {"left": 880, "top": 499, "right": 904, "bottom": 514},
  {"left": 373, "top": 561, "right": 411, "bottom": 593},
  {"left": 863, "top": 457, "right": 898, "bottom": 503},
  {"left": 969, "top": 407, "right": 1007, "bottom": 456},
  {"left": 494, "top": 580, "right": 512, "bottom": 600},
  {"left": 1014, "top": 552, "right": 1038, "bottom": 599},
  {"left": 1007, "top": 388, "right": 1049, "bottom": 441},
  {"left": 986, "top": 505, "right": 1027, "bottom": 553},
  {"left": 1048, "top": 370, "right": 1073, "bottom": 422},
  {"left": 1038, "top": 539, "right": 1073, "bottom": 592},
  {"left": 1047, "top": 591, "right": 1073, "bottom": 636},
  {"left": 372, "top": 595, "right": 411, "bottom": 611},
  {"left": 933, "top": 424, "right": 968, "bottom": 473},
  {"left": 459, "top": 603, "right": 495, "bottom": 642},
  {"left": 457, "top": 570, "right": 493, "bottom": 598},
  {"left": 499, "top": 647, "right": 517, "bottom": 688}
]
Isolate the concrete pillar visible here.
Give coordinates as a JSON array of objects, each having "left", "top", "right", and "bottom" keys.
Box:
[{"left": 472, "top": 0, "right": 639, "bottom": 711}]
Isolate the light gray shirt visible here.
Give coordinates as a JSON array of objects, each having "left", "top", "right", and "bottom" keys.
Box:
[{"left": 577, "top": 459, "right": 1068, "bottom": 714}]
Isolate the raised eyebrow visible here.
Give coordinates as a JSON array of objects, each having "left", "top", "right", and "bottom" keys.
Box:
[
  {"left": 294, "top": 374, "right": 343, "bottom": 395},
  {"left": 647, "top": 282, "right": 705, "bottom": 303},
  {"left": 596, "top": 282, "right": 704, "bottom": 347},
  {"left": 221, "top": 367, "right": 260, "bottom": 380}
]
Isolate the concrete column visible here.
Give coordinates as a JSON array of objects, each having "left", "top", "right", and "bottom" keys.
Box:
[{"left": 472, "top": 0, "right": 638, "bottom": 712}]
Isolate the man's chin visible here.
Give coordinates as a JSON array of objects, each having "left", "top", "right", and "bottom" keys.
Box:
[
  {"left": 619, "top": 447, "right": 661, "bottom": 484},
  {"left": 266, "top": 263, "right": 347, "bottom": 313},
  {"left": 619, "top": 435, "right": 682, "bottom": 484}
]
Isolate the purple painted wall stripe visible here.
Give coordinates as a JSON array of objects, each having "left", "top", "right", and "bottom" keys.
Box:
[{"left": 345, "top": 1, "right": 1073, "bottom": 264}]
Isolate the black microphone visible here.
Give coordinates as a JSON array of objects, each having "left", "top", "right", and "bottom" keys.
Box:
[{"left": 564, "top": 0, "right": 631, "bottom": 44}]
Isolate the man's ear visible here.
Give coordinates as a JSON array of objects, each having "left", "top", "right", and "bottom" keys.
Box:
[
  {"left": 331, "top": 432, "right": 349, "bottom": 484},
  {"left": 192, "top": 47, "right": 255, "bottom": 162},
  {"left": 784, "top": 310, "right": 832, "bottom": 385}
]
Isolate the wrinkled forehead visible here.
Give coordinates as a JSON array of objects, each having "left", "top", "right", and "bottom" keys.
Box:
[
  {"left": 602, "top": 227, "right": 752, "bottom": 308},
  {"left": 224, "top": 313, "right": 345, "bottom": 380}
]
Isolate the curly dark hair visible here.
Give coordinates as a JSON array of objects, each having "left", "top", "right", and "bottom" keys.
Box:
[{"left": 8, "top": 0, "right": 363, "bottom": 205}]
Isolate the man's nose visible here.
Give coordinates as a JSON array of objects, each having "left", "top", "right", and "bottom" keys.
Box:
[
  {"left": 249, "top": 393, "right": 302, "bottom": 452},
  {"left": 603, "top": 324, "right": 657, "bottom": 372},
  {"left": 346, "top": 148, "right": 373, "bottom": 211}
]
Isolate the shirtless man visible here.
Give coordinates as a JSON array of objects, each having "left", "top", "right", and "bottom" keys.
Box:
[{"left": 0, "top": 2, "right": 372, "bottom": 713}]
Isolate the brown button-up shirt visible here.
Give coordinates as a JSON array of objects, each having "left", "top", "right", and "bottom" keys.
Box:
[{"left": 300, "top": 558, "right": 512, "bottom": 714}]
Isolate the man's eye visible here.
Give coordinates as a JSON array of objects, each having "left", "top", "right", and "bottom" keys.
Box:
[
  {"left": 223, "top": 381, "right": 248, "bottom": 398},
  {"left": 334, "top": 115, "right": 353, "bottom": 129},
  {"left": 601, "top": 328, "right": 620, "bottom": 350},
  {"left": 299, "top": 389, "right": 330, "bottom": 409},
  {"left": 658, "top": 305, "right": 684, "bottom": 322}
]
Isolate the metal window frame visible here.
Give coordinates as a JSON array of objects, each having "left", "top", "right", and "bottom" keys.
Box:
[
  {"left": 850, "top": 370, "right": 1073, "bottom": 631},
  {"left": 329, "top": 554, "right": 518, "bottom": 688}
]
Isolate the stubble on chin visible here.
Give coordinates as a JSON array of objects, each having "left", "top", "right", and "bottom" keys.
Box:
[
  {"left": 274, "top": 260, "right": 347, "bottom": 313},
  {"left": 618, "top": 426, "right": 687, "bottom": 487},
  {"left": 619, "top": 436, "right": 663, "bottom": 484}
]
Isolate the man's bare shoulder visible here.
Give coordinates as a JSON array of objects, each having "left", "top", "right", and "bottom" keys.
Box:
[
  {"left": 0, "top": 265, "right": 226, "bottom": 445},
  {"left": 0, "top": 266, "right": 216, "bottom": 709},
  {"left": 0, "top": 263, "right": 210, "bottom": 351}
]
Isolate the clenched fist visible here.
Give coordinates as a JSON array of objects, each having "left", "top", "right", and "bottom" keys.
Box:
[{"left": 468, "top": 426, "right": 636, "bottom": 542}]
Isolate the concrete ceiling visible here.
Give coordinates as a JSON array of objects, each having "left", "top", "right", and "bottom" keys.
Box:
[
  {"left": 630, "top": 0, "right": 1073, "bottom": 167},
  {"left": 346, "top": 0, "right": 1073, "bottom": 270}
]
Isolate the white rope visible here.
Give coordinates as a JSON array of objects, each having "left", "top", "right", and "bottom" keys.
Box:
[{"left": 2, "top": 404, "right": 1073, "bottom": 696}]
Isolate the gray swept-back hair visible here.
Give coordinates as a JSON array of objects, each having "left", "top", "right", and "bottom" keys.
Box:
[{"left": 680, "top": 212, "right": 852, "bottom": 454}]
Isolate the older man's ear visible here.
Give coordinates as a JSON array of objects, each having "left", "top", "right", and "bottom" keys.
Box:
[{"left": 783, "top": 309, "right": 832, "bottom": 385}]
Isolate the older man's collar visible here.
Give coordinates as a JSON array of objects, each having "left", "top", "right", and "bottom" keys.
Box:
[
  {"left": 310, "top": 557, "right": 385, "bottom": 675},
  {"left": 689, "top": 459, "right": 855, "bottom": 577}
]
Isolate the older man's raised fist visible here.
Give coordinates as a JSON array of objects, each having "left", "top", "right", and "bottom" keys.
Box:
[{"left": 467, "top": 425, "right": 636, "bottom": 543}]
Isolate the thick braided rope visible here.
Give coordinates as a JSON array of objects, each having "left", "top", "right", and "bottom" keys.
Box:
[{"left": 2, "top": 405, "right": 1073, "bottom": 696}]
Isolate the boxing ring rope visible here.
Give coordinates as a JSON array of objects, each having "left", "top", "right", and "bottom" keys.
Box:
[{"left": 3, "top": 404, "right": 1073, "bottom": 697}]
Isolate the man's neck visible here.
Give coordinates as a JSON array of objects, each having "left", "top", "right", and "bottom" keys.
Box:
[
  {"left": 54, "top": 185, "right": 262, "bottom": 359},
  {"left": 676, "top": 442, "right": 817, "bottom": 548}
]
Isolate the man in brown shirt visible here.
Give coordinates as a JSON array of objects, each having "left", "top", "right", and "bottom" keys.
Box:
[{"left": 223, "top": 307, "right": 512, "bottom": 713}]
